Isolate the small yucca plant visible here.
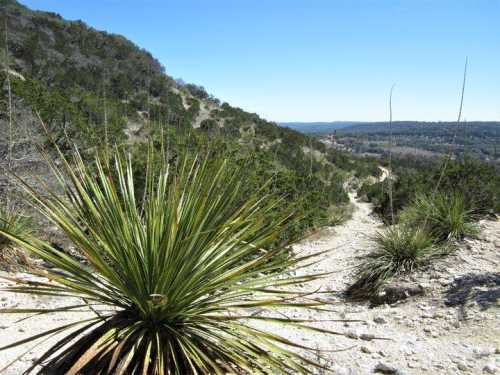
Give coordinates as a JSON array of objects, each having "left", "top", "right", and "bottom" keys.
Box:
[
  {"left": 400, "top": 192, "right": 479, "bottom": 242},
  {"left": 0, "top": 206, "right": 32, "bottom": 249},
  {"left": 0, "top": 146, "right": 338, "bottom": 374},
  {"left": 346, "top": 225, "right": 437, "bottom": 297}
]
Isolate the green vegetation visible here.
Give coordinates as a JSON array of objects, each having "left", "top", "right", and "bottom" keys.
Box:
[
  {"left": 349, "top": 154, "right": 495, "bottom": 296},
  {"left": 359, "top": 156, "right": 500, "bottom": 223},
  {"left": 0, "top": 147, "right": 333, "bottom": 374},
  {"left": 0, "top": 0, "right": 386, "bottom": 243},
  {"left": 400, "top": 192, "right": 479, "bottom": 242},
  {"left": 327, "top": 203, "right": 354, "bottom": 226},
  {"left": 0, "top": 206, "right": 31, "bottom": 250},
  {"left": 335, "top": 121, "right": 500, "bottom": 163},
  {"left": 348, "top": 189, "right": 480, "bottom": 296},
  {"left": 346, "top": 225, "right": 439, "bottom": 297}
]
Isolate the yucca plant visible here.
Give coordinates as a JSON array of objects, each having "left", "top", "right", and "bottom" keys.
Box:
[
  {"left": 400, "top": 191, "right": 479, "bottom": 242},
  {"left": 0, "top": 146, "right": 341, "bottom": 374},
  {"left": 0, "top": 206, "right": 32, "bottom": 249},
  {"left": 346, "top": 225, "right": 438, "bottom": 297}
]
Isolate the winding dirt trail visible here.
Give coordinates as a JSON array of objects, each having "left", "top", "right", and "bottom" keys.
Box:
[
  {"left": 251, "top": 171, "right": 500, "bottom": 374},
  {"left": 294, "top": 190, "right": 382, "bottom": 295}
]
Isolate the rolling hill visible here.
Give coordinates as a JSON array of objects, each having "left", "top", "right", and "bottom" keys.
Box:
[{"left": 0, "top": 0, "right": 381, "bottom": 239}]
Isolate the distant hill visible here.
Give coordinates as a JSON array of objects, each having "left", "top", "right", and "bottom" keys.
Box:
[
  {"left": 281, "top": 121, "right": 500, "bottom": 136},
  {"left": 334, "top": 121, "right": 500, "bottom": 162},
  {"left": 337, "top": 121, "right": 500, "bottom": 135},
  {"left": 280, "top": 122, "right": 360, "bottom": 134}
]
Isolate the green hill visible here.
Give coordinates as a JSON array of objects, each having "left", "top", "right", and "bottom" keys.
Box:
[{"left": 0, "top": 0, "right": 380, "bottom": 239}]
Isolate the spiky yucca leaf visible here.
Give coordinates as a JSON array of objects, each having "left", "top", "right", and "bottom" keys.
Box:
[{"left": 0, "top": 146, "right": 338, "bottom": 374}]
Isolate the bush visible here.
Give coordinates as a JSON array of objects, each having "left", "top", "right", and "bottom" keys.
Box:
[
  {"left": 400, "top": 192, "right": 479, "bottom": 242},
  {"left": 0, "top": 147, "right": 333, "bottom": 374},
  {"left": 328, "top": 203, "right": 354, "bottom": 226},
  {"left": 346, "top": 225, "right": 438, "bottom": 297},
  {"left": 360, "top": 156, "right": 500, "bottom": 223},
  {"left": 434, "top": 156, "right": 500, "bottom": 216}
]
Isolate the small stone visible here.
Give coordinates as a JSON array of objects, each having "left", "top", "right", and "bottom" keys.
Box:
[
  {"left": 483, "top": 364, "right": 498, "bottom": 374},
  {"left": 361, "top": 345, "right": 372, "bottom": 353},
  {"left": 360, "top": 333, "right": 376, "bottom": 341},
  {"left": 473, "top": 348, "right": 493, "bottom": 359},
  {"left": 457, "top": 362, "right": 468, "bottom": 371},
  {"left": 373, "top": 316, "right": 387, "bottom": 324},
  {"left": 374, "top": 362, "right": 398, "bottom": 374},
  {"left": 346, "top": 330, "right": 359, "bottom": 339},
  {"left": 407, "top": 361, "right": 419, "bottom": 369}
]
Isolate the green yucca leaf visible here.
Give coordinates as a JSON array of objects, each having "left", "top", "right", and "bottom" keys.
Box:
[{"left": 0, "top": 145, "right": 338, "bottom": 374}]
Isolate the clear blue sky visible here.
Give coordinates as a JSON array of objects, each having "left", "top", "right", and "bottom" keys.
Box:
[{"left": 20, "top": 0, "right": 500, "bottom": 122}]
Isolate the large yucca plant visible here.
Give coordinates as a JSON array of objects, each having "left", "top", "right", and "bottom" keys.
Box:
[
  {"left": 0, "top": 146, "right": 340, "bottom": 374},
  {"left": 346, "top": 225, "right": 438, "bottom": 297},
  {"left": 400, "top": 191, "right": 479, "bottom": 242}
]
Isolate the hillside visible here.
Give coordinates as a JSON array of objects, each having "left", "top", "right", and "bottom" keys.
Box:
[
  {"left": 1, "top": 0, "right": 302, "bottom": 145},
  {"left": 0, "top": 0, "right": 382, "bottom": 240}
]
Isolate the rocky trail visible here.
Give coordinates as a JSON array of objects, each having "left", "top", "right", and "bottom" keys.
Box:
[
  {"left": 252, "top": 189, "right": 500, "bottom": 374},
  {"left": 0, "top": 188, "right": 499, "bottom": 374}
]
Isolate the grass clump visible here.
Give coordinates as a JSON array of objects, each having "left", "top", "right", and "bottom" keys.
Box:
[
  {"left": 328, "top": 203, "right": 354, "bottom": 226},
  {"left": 400, "top": 191, "right": 479, "bottom": 242},
  {"left": 0, "top": 146, "right": 334, "bottom": 374},
  {"left": 346, "top": 225, "right": 438, "bottom": 297}
]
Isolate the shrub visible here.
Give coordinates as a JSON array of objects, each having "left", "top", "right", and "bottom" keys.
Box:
[
  {"left": 434, "top": 156, "right": 500, "bottom": 217},
  {"left": 346, "top": 225, "right": 438, "bottom": 297},
  {"left": 400, "top": 192, "right": 479, "bottom": 242},
  {"left": 328, "top": 203, "right": 354, "bottom": 226},
  {"left": 360, "top": 155, "right": 500, "bottom": 223},
  {"left": 0, "top": 147, "right": 333, "bottom": 374}
]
